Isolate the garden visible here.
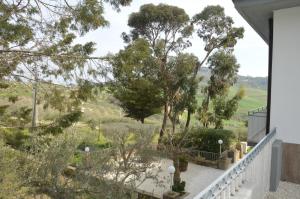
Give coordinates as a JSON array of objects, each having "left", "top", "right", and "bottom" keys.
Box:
[{"left": 0, "top": 1, "right": 249, "bottom": 199}]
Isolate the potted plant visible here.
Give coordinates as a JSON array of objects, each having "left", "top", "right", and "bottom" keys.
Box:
[
  {"left": 218, "top": 155, "right": 231, "bottom": 170},
  {"left": 172, "top": 181, "right": 186, "bottom": 193},
  {"left": 163, "top": 191, "right": 181, "bottom": 199},
  {"left": 178, "top": 155, "right": 188, "bottom": 172}
]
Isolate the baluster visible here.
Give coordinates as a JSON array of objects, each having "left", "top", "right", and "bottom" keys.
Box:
[
  {"left": 226, "top": 184, "right": 231, "bottom": 199},
  {"left": 230, "top": 180, "right": 235, "bottom": 196},
  {"left": 220, "top": 188, "right": 226, "bottom": 199},
  {"left": 237, "top": 172, "right": 242, "bottom": 188},
  {"left": 235, "top": 175, "right": 239, "bottom": 192}
]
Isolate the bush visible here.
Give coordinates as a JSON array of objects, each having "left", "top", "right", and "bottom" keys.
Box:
[
  {"left": 1, "top": 128, "right": 30, "bottom": 149},
  {"left": 77, "top": 141, "right": 111, "bottom": 151},
  {"left": 172, "top": 181, "right": 185, "bottom": 193},
  {"left": 184, "top": 128, "right": 236, "bottom": 153}
]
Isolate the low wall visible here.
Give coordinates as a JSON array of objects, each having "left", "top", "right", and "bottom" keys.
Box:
[{"left": 281, "top": 143, "right": 300, "bottom": 184}]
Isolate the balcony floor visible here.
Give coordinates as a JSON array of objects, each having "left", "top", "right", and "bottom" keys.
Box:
[{"left": 265, "top": 181, "right": 300, "bottom": 199}]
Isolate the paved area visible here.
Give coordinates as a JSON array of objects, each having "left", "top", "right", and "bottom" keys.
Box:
[
  {"left": 265, "top": 181, "right": 300, "bottom": 199},
  {"left": 137, "top": 158, "right": 224, "bottom": 199}
]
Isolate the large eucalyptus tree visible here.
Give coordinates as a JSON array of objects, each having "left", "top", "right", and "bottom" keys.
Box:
[
  {"left": 185, "top": 5, "right": 244, "bottom": 127},
  {"left": 124, "top": 3, "right": 193, "bottom": 141}
]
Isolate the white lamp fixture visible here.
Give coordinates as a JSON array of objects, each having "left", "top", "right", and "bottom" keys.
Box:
[
  {"left": 168, "top": 165, "right": 175, "bottom": 191},
  {"left": 218, "top": 139, "right": 223, "bottom": 157},
  {"left": 168, "top": 165, "right": 176, "bottom": 174}
]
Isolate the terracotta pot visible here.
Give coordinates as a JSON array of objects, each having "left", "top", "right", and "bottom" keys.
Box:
[{"left": 218, "top": 157, "right": 231, "bottom": 170}]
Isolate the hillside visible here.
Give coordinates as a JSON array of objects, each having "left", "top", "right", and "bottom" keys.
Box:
[
  {"left": 200, "top": 67, "right": 268, "bottom": 90},
  {"left": 0, "top": 78, "right": 267, "bottom": 133}
]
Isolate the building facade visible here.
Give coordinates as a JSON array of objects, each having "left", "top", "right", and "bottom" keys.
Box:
[{"left": 233, "top": 0, "right": 300, "bottom": 184}]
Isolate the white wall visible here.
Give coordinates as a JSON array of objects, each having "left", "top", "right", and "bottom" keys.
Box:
[{"left": 271, "top": 6, "right": 300, "bottom": 144}]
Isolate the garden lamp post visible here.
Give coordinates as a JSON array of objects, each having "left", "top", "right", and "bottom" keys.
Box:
[
  {"left": 218, "top": 139, "right": 223, "bottom": 157},
  {"left": 168, "top": 165, "right": 176, "bottom": 191},
  {"left": 85, "top": 146, "right": 90, "bottom": 168}
]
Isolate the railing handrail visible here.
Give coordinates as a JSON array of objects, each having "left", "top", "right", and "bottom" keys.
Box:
[
  {"left": 248, "top": 106, "right": 267, "bottom": 116},
  {"left": 193, "top": 128, "right": 276, "bottom": 199}
]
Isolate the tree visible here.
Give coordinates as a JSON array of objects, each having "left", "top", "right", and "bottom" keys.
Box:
[
  {"left": 184, "top": 5, "right": 244, "bottom": 128},
  {"left": 0, "top": 0, "right": 132, "bottom": 143},
  {"left": 166, "top": 53, "right": 198, "bottom": 134},
  {"left": 212, "top": 88, "right": 245, "bottom": 129},
  {"left": 125, "top": 3, "right": 193, "bottom": 142},
  {"left": 198, "top": 50, "right": 243, "bottom": 128},
  {"left": 0, "top": 0, "right": 132, "bottom": 127},
  {"left": 20, "top": 125, "right": 161, "bottom": 199},
  {"left": 111, "top": 39, "right": 163, "bottom": 123}
]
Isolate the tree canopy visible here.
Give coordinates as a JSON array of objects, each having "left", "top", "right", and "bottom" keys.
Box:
[{"left": 111, "top": 39, "right": 163, "bottom": 123}]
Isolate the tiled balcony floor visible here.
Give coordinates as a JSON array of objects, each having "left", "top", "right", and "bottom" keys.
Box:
[{"left": 265, "top": 181, "right": 300, "bottom": 199}]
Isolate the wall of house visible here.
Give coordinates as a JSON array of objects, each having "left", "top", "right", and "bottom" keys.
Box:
[
  {"left": 272, "top": 6, "right": 300, "bottom": 184},
  {"left": 271, "top": 6, "right": 300, "bottom": 144}
]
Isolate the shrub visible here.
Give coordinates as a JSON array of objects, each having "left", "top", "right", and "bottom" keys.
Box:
[
  {"left": 172, "top": 181, "right": 185, "bottom": 193},
  {"left": 1, "top": 128, "right": 30, "bottom": 149},
  {"left": 77, "top": 141, "right": 111, "bottom": 151},
  {"left": 184, "top": 128, "right": 236, "bottom": 153}
]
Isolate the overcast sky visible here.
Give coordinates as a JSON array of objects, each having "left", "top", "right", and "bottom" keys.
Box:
[{"left": 78, "top": 0, "right": 269, "bottom": 77}]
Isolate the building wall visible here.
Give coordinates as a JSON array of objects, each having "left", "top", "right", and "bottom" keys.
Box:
[
  {"left": 272, "top": 6, "right": 300, "bottom": 184},
  {"left": 271, "top": 6, "right": 300, "bottom": 144}
]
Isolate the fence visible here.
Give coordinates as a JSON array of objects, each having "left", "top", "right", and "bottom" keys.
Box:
[{"left": 186, "top": 149, "right": 220, "bottom": 161}]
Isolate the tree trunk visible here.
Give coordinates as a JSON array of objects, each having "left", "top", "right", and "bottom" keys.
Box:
[
  {"left": 141, "top": 118, "right": 145, "bottom": 124},
  {"left": 158, "top": 102, "right": 168, "bottom": 144},
  {"left": 173, "top": 155, "right": 181, "bottom": 186},
  {"left": 185, "top": 109, "right": 191, "bottom": 128},
  {"left": 172, "top": 116, "right": 176, "bottom": 135}
]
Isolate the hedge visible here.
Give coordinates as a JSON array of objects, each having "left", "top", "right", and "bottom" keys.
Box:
[{"left": 184, "top": 128, "right": 236, "bottom": 153}]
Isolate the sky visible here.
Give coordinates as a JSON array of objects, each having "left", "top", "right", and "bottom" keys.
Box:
[{"left": 78, "top": 0, "right": 269, "bottom": 77}]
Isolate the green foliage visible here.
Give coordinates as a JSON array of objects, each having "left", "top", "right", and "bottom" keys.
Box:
[
  {"left": 184, "top": 128, "right": 236, "bottom": 153},
  {"left": 172, "top": 181, "right": 185, "bottom": 193},
  {"left": 125, "top": 3, "right": 194, "bottom": 138},
  {"left": 192, "top": 5, "right": 244, "bottom": 52},
  {"left": 178, "top": 154, "right": 188, "bottom": 164},
  {"left": 198, "top": 50, "right": 243, "bottom": 128},
  {"left": 212, "top": 88, "right": 245, "bottom": 129},
  {"left": 1, "top": 129, "right": 30, "bottom": 149},
  {"left": 128, "top": 3, "right": 191, "bottom": 51},
  {"left": 42, "top": 111, "right": 82, "bottom": 135},
  {"left": 0, "top": 105, "right": 32, "bottom": 128},
  {"left": 113, "top": 78, "right": 163, "bottom": 123},
  {"left": 206, "top": 50, "right": 240, "bottom": 98},
  {"left": 167, "top": 53, "right": 199, "bottom": 130},
  {"left": 183, "top": 5, "right": 244, "bottom": 128},
  {"left": 0, "top": 141, "right": 26, "bottom": 198},
  {"left": 111, "top": 39, "right": 163, "bottom": 123},
  {"left": 0, "top": 0, "right": 132, "bottom": 136}
]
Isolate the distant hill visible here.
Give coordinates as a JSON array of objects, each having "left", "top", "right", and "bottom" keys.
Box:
[
  {"left": 199, "top": 67, "right": 268, "bottom": 90},
  {"left": 237, "top": 76, "right": 267, "bottom": 90}
]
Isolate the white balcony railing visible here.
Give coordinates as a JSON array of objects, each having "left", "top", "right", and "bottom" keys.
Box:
[{"left": 193, "top": 128, "right": 276, "bottom": 199}]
